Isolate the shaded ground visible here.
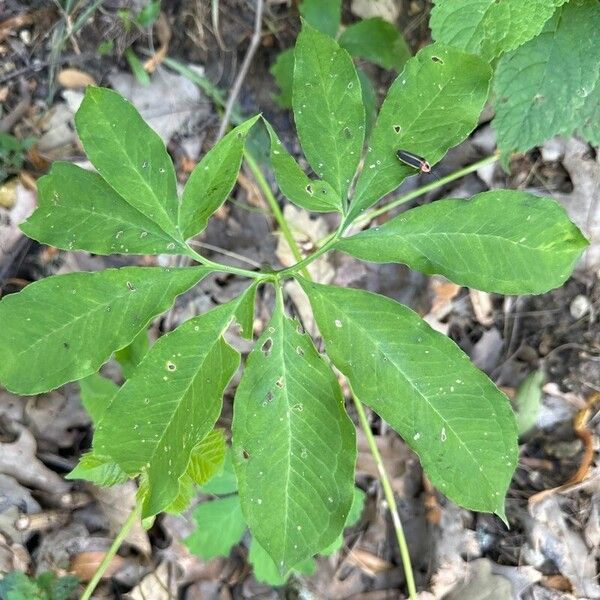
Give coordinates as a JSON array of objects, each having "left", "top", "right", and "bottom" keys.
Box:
[{"left": 0, "top": 1, "right": 599, "bottom": 598}]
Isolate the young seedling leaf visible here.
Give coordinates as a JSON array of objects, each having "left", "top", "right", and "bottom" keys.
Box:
[
  {"left": 22, "top": 163, "right": 189, "bottom": 256},
  {"left": 492, "top": 0, "right": 600, "bottom": 154},
  {"left": 339, "top": 17, "right": 411, "bottom": 71},
  {"left": 337, "top": 191, "right": 588, "bottom": 294},
  {"left": 179, "top": 115, "right": 260, "bottom": 239},
  {"left": 75, "top": 87, "right": 181, "bottom": 238},
  {"left": 348, "top": 44, "right": 491, "bottom": 222},
  {"left": 93, "top": 298, "right": 244, "bottom": 518},
  {"left": 67, "top": 452, "right": 129, "bottom": 487},
  {"left": 201, "top": 449, "right": 238, "bottom": 495},
  {"left": 185, "top": 495, "right": 247, "bottom": 560},
  {"left": 293, "top": 21, "right": 365, "bottom": 200},
  {"left": 165, "top": 431, "right": 226, "bottom": 513},
  {"left": 232, "top": 298, "right": 356, "bottom": 573},
  {"left": 114, "top": 329, "right": 150, "bottom": 379},
  {"left": 299, "top": 280, "right": 518, "bottom": 516},
  {"left": 79, "top": 372, "right": 119, "bottom": 424},
  {"left": 298, "top": 0, "right": 341, "bottom": 37},
  {"left": 514, "top": 370, "right": 545, "bottom": 437},
  {"left": 430, "top": 0, "right": 568, "bottom": 60},
  {"left": 271, "top": 48, "right": 294, "bottom": 109},
  {"left": 264, "top": 119, "right": 343, "bottom": 212},
  {"left": 0, "top": 266, "right": 208, "bottom": 395}
]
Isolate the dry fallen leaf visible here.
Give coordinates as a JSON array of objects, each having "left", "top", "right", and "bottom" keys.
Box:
[
  {"left": 57, "top": 68, "right": 96, "bottom": 89},
  {"left": 470, "top": 289, "right": 494, "bottom": 326},
  {"left": 70, "top": 551, "right": 125, "bottom": 582}
]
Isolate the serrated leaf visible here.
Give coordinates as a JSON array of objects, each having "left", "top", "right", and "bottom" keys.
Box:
[
  {"left": 184, "top": 495, "right": 247, "bottom": 559},
  {"left": 299, "top": 0, "right": 341, "bottom": 37},
  {"left": 337, "top": 190, "right": 588, "bottom": 294},
  {"left": 0, "top": 266, "right": 207, "bottom": 395},
  {"left": 115, "top": 329, "right": 150, "bottom": 379},
  {"left": 93, "top": 298, "right": 243, "bottom": 518},
  {"left": 232, "top": 298, "right": 356, "bottom": 573},
  {"left": 79, "top": 372, "right": 119, "bottom": 424},
  {"left": 75, "top": 87, "right": 181, "bottom": 238},
  {"left": 348, "top": 44, "right": 491, "bottom": 223},
  {"left": 492, "top": 0, "right": 600, "bottom": 154},
  {"left": 339, "top": 17, "right": 410, "bottom": 70},
  {"left": 430, "top": 0, "right": 567, "bottom": 60},
  {"left": 201, "top": 449, "right": 238, "bottom": 495},
  {"left": 66, "top": 452, "right": 129, "bottom": 486},
  {"left": 179, "top": 116, "right": 260, "bottom": 239},
  {"left": 271, "top": 48, "right": 295, "bottom": 109},
  {"left": 249, "top": 538, "right": 316, "bottom": 586},
  {"left": 163, "top": 429, "right": 227, "bottom": 514},
  {"left": 299, "top": 281, "right": 518, "bottom": 516},
  {"left": 21, "top": 163, "right": 189, "bottom": 256},
  {"left": 264, "top": 119, "right": 342, "bottom": 213},
  {"left": 293, "top": 22, "right": 365, "bottom": 200},
  {"left": 188, "top": 429, "right": 227, "bottom": 484}
]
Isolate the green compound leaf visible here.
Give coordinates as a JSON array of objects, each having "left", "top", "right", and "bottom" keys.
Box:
[
  {"left": 300, "top": 281, "right": 518, "bottom": 517},
  {"left": 22, "top": 163, "right": 189, "bottom": 256},
  {"left": 293, "top": 21, "right": 365, "bottom": 200},
  {"left": 93, "top": 296, "right": 247, "bottom": 518},
  {"left": 185, "top": 495, "right": 247, "bottom": 560},
  {"left": 0, "top": 266, "right": 207, "bottom": 395},
  {"left": 67, "top": 452, "right": 129, "bottom": 487},
  {"left": 339, "top": 17, "right": 410, "bottom": 71},
  {"left": 337, "top": 191, "right": 588, "bottom": 295},
  {"left": 492, "top": 0, "right": 600, "bottom": 154},
  {"left": 299, "top": 0, "right": 341, "bottom": 37},
  {"left": 75, "top": 87, "right": 180, "bottom": 239},
  {"left": 320, "top": 486, "right": 365, "bottom": 556},
  {"left": 271, "top": 48, "right": 294, "bottom": 109},
  {"left": 430, "top": 0, "right": 567, "bottom": 60},
  {"left": 179, "top": 115, "right": 260, "bottom": 239},
  {"left": 232, "top": 298, "right": 356, "bottom": 573},
  {"left": 357, "top": 69, "right": 377, "bottom": 137},
  {"left": 264, "top": 119, "right": 342, "bottom": 213},
  {"left": 348, "top": 45, "right": 491, "bottom": 222}
]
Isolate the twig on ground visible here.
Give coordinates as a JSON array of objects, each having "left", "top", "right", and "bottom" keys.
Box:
[{"left": 215, "top": 0, "right": 264, "bottom": 142}]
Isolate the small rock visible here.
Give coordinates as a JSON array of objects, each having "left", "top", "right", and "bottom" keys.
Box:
[{"left": 541, "top": 137, "right": 566, "bottom": 162}]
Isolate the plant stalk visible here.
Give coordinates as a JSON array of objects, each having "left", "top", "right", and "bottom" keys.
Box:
[
  {"left": 351, "top": 393, "right": 418, "bottom": 600},
  {"left": 243, "top": 150, "right": 311, "bottom": 279},
  {"left": 80, "top": 502, "right": 142, "bottom": 600}
]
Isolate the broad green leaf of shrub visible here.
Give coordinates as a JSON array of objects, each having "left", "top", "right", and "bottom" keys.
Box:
[
  {"left": 348, "top": 45, "right": 491, "bottom": 222},
  {"left": 264, "top": 120, "right": 342, "bottom": 212},
  {"left": 299, "top": 0, "right": 341, "bottom": 37},
  {"left": 93, "top": 295, "right": 247, "bottom": 518},
  {"left": 201, "top": 449, "right": 238, "bottom": 495},
  {"left": 164, "top": 430, "right": 227, "bottom": 514},
  {"left": 249, "top": 538, "right": 316, "bottom": 586},
  {"left": 75, "top": 87, "right": 181, "bottom": 239},
  {"left": 293, "top": 22, "right": 365, "bottom": 200},
  {"left": 339, "top": 17, "right": 410, "bottom": 71},
  {"left": 492, "top": 0, "right": 600, "bottom": 154},
  {"left": 357, "top": 69, "right": 377, "bottom": 136},
  {"left": 578, "top": 81, "right": 600, "bottom": 145},
  {"left": 300, "top": 281, "right": 518, "bottom": 518},
  {"left": 79, "top": 373, "right": 119, "bottom": 424},
  {"left": 67, "top": 452, "right": 129, "bottom": 487},
  {"left": 0, "top": 266, "right": 207, "bottom": 395},
  {"left": 184, "top": 495, "right": 247, "bottom": 560},
  {"left": 271, "top": 48, "right": 294, "bottom": 108},
  {"left": 430, "top": 0, "right": 568, "bottom": 60},
  {"left": 319, "top": 487, "right": 365, "bottom": 556},
  {"left": 179, "top": 115, "right": 260, "bottom": 239},
  {"left": 21, "top": 163, "right": 189, "bottom": 256},
  {"left": 232, "top": 298, "right": 356, "bottom": 573},
  {"left": 337, "top": 191, "right": 588, "bottom": 294}
]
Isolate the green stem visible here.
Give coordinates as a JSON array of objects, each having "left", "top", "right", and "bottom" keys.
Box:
[
  {"left": 344, "top": 153, "right": 498, "bottom": 231},
  {"left": 351, "top": 393, "right": 418, "bottom": 600},
  {"left": 185, "top": 247, "right": 267, "bottom": 280},
  {"left": 243, "top": 150, "right": 311, "bottom": 280},
  {"left": 80, "top": 503, "right": 142, "bottom": 600}
]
